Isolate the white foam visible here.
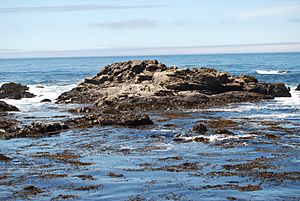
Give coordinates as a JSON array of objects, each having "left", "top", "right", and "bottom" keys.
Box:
[
  {"left": 275, "top": 89, "right": 300, "bottom": 107},
  {"left": 256, "top": 70, "right": 288, "bottom": 75},
  {"left": 0, "top": 84, "right": 76, "bottom": 111},
  {"left": 176, "top": 133, "right": 253, "bottom": 142}
]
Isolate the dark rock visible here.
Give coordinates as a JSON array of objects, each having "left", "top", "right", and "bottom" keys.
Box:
[
  {"left": 0, "top": 118, "right": 19, "bottom": 133},
  {"left": 0, "top": 82, "right": 35, "bottom": 99},
  {"left": 41, "top": 99, "right": 51, "bottom": 103},
  {"left": 0, "top": 154, "right": 11, "bottom": 162},
  {"left": 246, "top": 83, "right": 291, "bottom": 97},
  {"left": 23, "top": 186, "right": 43, "bottom": 194},
  {"left": 0, "top": 101, "right": 19, "bottom": 112},
  {"left": 154, "top": 90, "right": 175, "bottom": 96},
  {"left": 107, "top": 172, "right": 124, "bottom": 178},
  {"left": 67, "top": 113, "right": 154, "bottom": 128},
  {"left": 15, "top": 122, "right": 69, "bottom": 138},
  {"left": 131, "top": 60, "right": 146, "bottom": 74},
  {"left": 165, "top": 82, "right": 207, "bottom": 91},
  {"left": 215, "top": 129, "right": 235, "bottom": 135},
  {"left": 192, "top": 123, "right": 207, "bottom": 133},
  {"left": 296, "top": 84, "right": 300, "bottom": 91},
  {"left": 194, "top": 137, "right": 210, "bottom": 143}
]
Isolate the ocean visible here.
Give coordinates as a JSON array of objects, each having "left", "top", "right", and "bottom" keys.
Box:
[{"left": 0, "top": 53, "right": 299, "bottom": 200}]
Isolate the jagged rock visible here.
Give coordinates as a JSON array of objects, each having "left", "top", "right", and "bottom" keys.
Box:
[
  {"left": 246, "top": 83, "right": 291, "bottom": 97},
  {"left": 0, "top": 101, "right": 19, "bottom": 112},
  {"left": 192, "top": 123, "right": 207, "bottom": 134},
  {"left": 66, "top": 113, "right": 154, "bottom": 128},
  {"left": 296, "top": 84, "right": 300, "bottom": 91},
  {"left": 15, "top": 122, "right": 69, "bottom": 138},
  {"left": 56, "top": 60, "right": 291, "bottom": 111},
  {"left": 0, "top": 118, "right": 19, "bottom": 133},
  {"left": 0, "top": 82, "right": 35, "bottom": 99}
]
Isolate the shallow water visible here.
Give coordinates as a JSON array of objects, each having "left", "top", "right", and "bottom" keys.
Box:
[{"left": 0, "top": 53, "right": 299, "bottom": 200}]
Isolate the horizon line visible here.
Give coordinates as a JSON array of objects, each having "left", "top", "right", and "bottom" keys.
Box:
[
  {"left": 1, "top": 51, "right": 300, "bottom": 61},
  {"left": 1, "top": 42, "right": 300, "bottom": 59}
]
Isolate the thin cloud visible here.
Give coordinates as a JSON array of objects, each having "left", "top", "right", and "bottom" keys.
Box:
[
  {"left": 0, "top": 4, "right": 164, "bottom": 14},
  {"left": 1, "top": 42, "right": 300, "bottom": 59},
  {"left": 88, "top": 19, "right": 158, "bottom": 30},
  {"left": 240, "top": 4, "right": 300, "bottom": 18}
]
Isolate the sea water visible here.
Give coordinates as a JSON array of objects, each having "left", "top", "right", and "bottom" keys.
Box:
[{"left": 0, "top": 53, "right": 299, "bottom": 200}]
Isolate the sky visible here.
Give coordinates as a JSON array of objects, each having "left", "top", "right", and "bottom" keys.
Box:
[{"left": 0, "top": 0, "right": 300, "bottom": 58}]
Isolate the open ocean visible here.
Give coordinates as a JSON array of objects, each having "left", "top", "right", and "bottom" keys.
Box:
[{"left": 0, "top": 53, "right": 299, "bottom": 200}]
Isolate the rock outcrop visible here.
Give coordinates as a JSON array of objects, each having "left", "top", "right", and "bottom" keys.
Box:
[
  {"left": 0, "top": 101, "right": 19, "bottom": 112},
  {"left": 15, "top": 122, "right": 69, "bottom": 138},
  {"left": 0, "top": 112, "right": 153, "bottom": 139},
  {"left": 0, "top": 82, "right": 35, "bottom": 99},
  {"left": 57, "top": 60, "right": 291, "bottom": 111},
  {"left": 0, "top": 118, "right": 19, "bottom": 133},
  {"left": 296, "top": 84, "right": 300, "bottom": 91},
  {"left": 66, "top": 113, "right": 154, "bottom": 128}
]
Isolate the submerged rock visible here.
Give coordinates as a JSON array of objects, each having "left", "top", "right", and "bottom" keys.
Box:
[
  {"left": 0, "top": 82, "right": 35, "bottom": 99},
  {"left": 56, "top": 60, "right": 291, "bottom": 111},
  {"left": 0, "top": 101, "right": 19, "bottom": 112},
  {"left": 192, "top": 123, "right": 207, "bottom": 134}
]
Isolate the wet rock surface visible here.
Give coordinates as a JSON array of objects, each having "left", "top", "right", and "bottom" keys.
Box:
[
  {"left": 0, "top": 82, "right": 35, "bottom": 99},
  {"left": 0, "top": 101, "right": 19, "bottom": 112},
  {"left": 0, "top": 111, "right": 153, "bottom": 139},
  {"left": 66, "top": 113, "right": 154, "bottom": 128},
  {"left": 0, "top": 118, "right": 19, "bottom": 133},
  {"left": 40, "top": 99, "right": 51, "bottom": 103},
  {"left": 191, "top": 123, "right": 207, "bottom": 134},
  {"left": 0, "top": 122, "right": 69, "bottom": 139},
  {"left": 56, "top": 60, "right": 291, "bottom": 111},
  {"left": 0, "top": 153, "right": 11, "bottom": 162}
]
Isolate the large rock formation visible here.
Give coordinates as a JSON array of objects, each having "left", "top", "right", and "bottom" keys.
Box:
[
  {"left": 0, "top": 82, "right": 35, "bottom": 99},
  {"left": 57, "top": 60, "right": 290, "bottom": 111}
]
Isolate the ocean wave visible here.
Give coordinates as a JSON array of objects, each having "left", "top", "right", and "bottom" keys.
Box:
[
  {"left": 0, "top": 84, "right": 75, "bottom": 111},
  {"left": 256, "top": 70, "right": 288, "bottom": 75}
]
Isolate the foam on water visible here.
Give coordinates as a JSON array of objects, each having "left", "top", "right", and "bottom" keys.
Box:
[
  {"left": 0, "top": 84, "right": 76, "bottom": 112},
  {"left": 274, "top": 88, "right": 300, "bottom": 107},
  {"left": 176, "top": 133, "right": 253, "bottom": 142}
]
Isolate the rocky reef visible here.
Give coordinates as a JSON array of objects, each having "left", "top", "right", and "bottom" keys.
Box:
[
  {"left": 57, "top": 60, "right": 290, "bottom": 111},
  {"left": 0, "top": 61, "right": 292, "bottom": 139},
  {"left": 0, "top": 82, "right": 35, "bottom": 99}
]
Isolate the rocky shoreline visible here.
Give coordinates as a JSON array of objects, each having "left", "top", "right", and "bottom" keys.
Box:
[
  {"left": 0, "top": 60, "right": 293, "bottom": 139},
  {"left": 0, "top": 60, "right": 299, "bottom": 200}
]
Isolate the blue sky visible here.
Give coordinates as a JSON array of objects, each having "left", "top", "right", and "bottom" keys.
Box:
[{"left": 0, "top": 0, "right": 300, "bottom": 58}]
